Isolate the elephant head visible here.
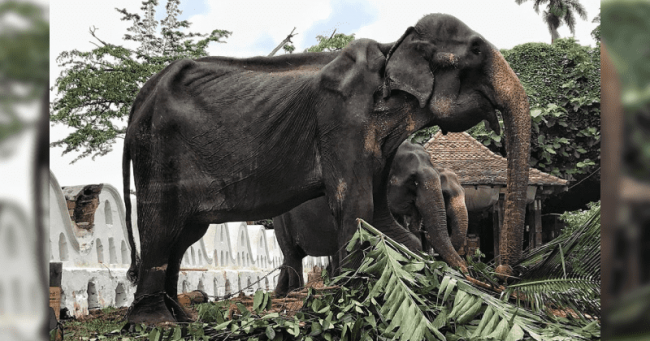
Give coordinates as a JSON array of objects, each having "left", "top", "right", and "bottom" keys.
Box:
[{"left": 379, "top": 14, "right": 530, "bottom": 276}]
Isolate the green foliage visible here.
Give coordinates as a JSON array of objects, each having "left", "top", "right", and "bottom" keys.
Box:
[
  {"left": 470, "top": 38, "right": 600, "bottom": 181},
  {"left": 0, "top": 1, "right": 48, "bottom": 144},
  {"left": 306, "top": 32, "right": 355, "bottom": 53},
  {"left": 559, "top": 201, "right": 600, "bottom": 236},
  {"left": 135, "top": 220, "right": 598, "bottom": 340},
  {"left": 50, "top": 0, "right": 231, "bottom": 162},
  {"left": 282, "top": 43, "right": 296, "bottom": 54}
]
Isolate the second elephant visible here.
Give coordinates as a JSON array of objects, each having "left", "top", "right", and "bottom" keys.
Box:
[{"left": 273, "top": 141, "right": 468, "bottom": 296}]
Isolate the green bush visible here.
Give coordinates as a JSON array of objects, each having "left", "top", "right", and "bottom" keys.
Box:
[{"left": 559, "top": 201, "right": 601, "bottom": 236}]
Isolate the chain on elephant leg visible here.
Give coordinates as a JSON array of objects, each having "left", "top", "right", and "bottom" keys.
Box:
[{"left": 125, "top": 266, "right": 178, "bottom": 325}]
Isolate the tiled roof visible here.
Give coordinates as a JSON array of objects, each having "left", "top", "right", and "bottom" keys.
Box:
[{"left": 423, "top": 132, "right": 568, "bottom": 187}]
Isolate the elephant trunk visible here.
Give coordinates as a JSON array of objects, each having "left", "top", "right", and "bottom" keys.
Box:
[
  {"left": 447, "top": 193, "right": 469, "bottom": 254},
  {"left": 419, "top": 178, "right": 467, "bottom": 273},
  {"left": 488, "top": 49, "right": 531, "bottom": 278}
]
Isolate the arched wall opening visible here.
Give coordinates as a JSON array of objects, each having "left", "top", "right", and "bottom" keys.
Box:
[
  {"left": 104, "top": 200, "right": 113, "bottom": 226},
  {"left": 59, "top": 232, "right": 68, "bottom": 261},
  {"left": 115, "top": 283, "right": 127, "bottom": 307},
  {"left": 96, "top": 239, "right": 104, "bottom": 263},
  {"left": 121, "top": 240, "right": 128, "bottom": 265},
  {"left": 108, "top": 237, "right": 117, "bottom": 264},
  {"left": 87, "top": 281, "right": 99, "bottom": 310}
]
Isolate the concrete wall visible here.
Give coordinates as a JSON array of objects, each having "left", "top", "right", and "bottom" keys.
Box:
[{"left": 49, "top": 171, "right": 326, "bottom": 318}]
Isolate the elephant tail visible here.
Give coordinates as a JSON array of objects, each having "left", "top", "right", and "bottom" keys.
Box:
[{"left": 123, "top": 140, "right": 140, "bottom": 284}]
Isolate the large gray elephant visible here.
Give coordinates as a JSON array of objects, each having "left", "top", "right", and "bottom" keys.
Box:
[
  {"left": 122, "top": 13, "right": 530, "bottom": 324},
  {"left": 273, "top": 140, "right": 469, "bottom": 296}
]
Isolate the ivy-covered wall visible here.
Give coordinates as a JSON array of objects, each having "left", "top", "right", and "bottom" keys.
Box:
[{"left": 498, "top": 38, "right": 600, "bottom": 181}]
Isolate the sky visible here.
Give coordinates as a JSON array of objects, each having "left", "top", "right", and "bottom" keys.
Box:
[{"left": 49, "top": 0, "right": 600, "bottom": 193}]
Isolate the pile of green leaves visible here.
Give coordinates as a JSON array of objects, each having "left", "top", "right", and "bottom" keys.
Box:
[{"left": 135, "top": 220, "right": 599, "bottom": 341}]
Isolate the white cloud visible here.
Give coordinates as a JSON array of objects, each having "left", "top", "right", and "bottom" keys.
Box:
[{"left": 189, "top": 0, "right": 332, "bottom": 58}]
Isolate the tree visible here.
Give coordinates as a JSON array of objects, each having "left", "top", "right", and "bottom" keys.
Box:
[
  {"left": 50, "top": 0, "right": 231, "bottom": 162},
  {"left": 305, "top": 30, "right": 355, "bottom": 52},
  {"left": 515, "top": 0, "right": 588, "bottom": 43},
  {"left": 590, "top": 14, "right": 600, "bottom": 42}
]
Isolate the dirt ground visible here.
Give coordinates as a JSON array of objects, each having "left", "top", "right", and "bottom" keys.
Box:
[{"left": 58, "top": 267, "right": 328, "bottom": 340}]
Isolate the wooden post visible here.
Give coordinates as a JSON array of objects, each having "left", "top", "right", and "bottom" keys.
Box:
[
  {"left": 492, "top": 195, "right": 504, "bottom": 262},
  {"left": 527, "top": 202, "right": 535, "bottom": 250},
  {"left": 49, "top": 262, "right": 62, "bottom": 320},
  {"left": 534, "top": 199, "right": 543, "bottom": 247}
]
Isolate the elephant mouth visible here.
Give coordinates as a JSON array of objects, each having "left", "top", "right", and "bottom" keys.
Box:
[{"left": 429, "top": 90, "right": 500, "bottom": 134}]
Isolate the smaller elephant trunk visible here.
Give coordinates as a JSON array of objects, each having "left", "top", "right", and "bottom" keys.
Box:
[
  {"left": 447, "top": 194, "right": 469, "bottom": 254},
  {"left": 418, "top": 180, "right": 467, "bottom": 273}
]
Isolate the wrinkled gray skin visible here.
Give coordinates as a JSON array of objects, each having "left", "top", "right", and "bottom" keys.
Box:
[
  {"left": 123, "top": 13, "right": 530, "bottom": 324},
  {"left": 273, "top": 141, "right": 469, "bottom": 296}
]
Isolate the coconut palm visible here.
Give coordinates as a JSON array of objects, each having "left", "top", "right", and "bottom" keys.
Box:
[{"left": 515, "top": 0, "right": 588, "bottom": 43}]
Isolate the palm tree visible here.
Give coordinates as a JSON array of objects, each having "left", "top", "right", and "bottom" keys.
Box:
[{"left": 515, "top": 0, "right": 588, "bottom": 43}]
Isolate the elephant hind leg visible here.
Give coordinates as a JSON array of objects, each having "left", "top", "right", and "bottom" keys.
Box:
[
  {"left": 274, "top": 249, "right": 306, "bottom": 297},
  {"left": 163, "top": 222, "right": 210, "bottom": 322}
]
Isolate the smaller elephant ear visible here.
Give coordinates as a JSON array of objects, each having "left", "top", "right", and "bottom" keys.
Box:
[
  {"left": 320, "top": 39, "right": 385, "bottom": 98},
  {"left": 385, "top": 28, "right": 435, "bottom": 108}
]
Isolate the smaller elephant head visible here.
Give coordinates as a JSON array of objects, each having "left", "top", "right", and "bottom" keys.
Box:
[{"left": 387, "top": 141, "right": 467, "bottom": 271}]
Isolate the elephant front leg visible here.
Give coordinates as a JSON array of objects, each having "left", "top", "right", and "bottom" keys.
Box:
[
  {"left": 274, "top": 255, "right": 305, "bottom": 297},
  {"left": 328, "top": 180, "right": 376, "bottom": 270},
  {"left": 162, "top": 223, "right": 209, "bottom": 322},
  {"left": 127, "top": 255, "right": 177, "bottom": 324}
]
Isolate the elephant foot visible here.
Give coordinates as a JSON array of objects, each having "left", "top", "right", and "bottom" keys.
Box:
[
  {"left": 274, "top": 269, "right": 297, "bottom": 297},
  {"left": 125, "top": 292, "right": 193, "bottom": 325}
]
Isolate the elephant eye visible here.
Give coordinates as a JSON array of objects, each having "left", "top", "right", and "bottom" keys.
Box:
[{"left": 469, "top": 37, "right": 483, "bottom": 56}]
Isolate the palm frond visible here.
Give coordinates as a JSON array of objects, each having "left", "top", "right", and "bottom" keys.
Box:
[{"left": 509, "top": 207, "right": 601, "bottom": 319}]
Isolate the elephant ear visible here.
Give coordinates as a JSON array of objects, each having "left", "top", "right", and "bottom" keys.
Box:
[
  {"left": 384, "top": 27, "right": 435, "bottom": 108},
  {"left": 320, "top": 38, "right": 385, "bottom": 98}
]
